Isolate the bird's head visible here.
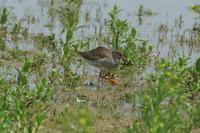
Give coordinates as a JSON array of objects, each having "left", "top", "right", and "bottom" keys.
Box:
[{"left": 112, "top": 51, "right": 124, "bottom": 64}]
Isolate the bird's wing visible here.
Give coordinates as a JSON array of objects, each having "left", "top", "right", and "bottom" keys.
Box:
[{"left": 77, "top": 47, "right": 111, "bottom": 61}]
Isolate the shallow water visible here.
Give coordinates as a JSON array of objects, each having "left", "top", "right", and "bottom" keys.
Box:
[
  {"left": 80, "top": 0, "right": 199, "bottom": 30},
  {"left": 1, "top": 0, "right": 199, "bottom": 39},
  {"left": 0, "top": 0, "right": 199, "bottom": 71},
  {"left": 79, "top": 0, "right": 200, "bottom": 60}
]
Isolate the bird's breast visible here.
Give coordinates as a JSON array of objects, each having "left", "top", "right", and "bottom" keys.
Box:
[{"left": 85, "top": 58, "right": 118, "bottom": 69}]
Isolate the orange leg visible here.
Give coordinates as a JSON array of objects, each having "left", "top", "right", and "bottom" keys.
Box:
[{"left": 101, "top": 76, "right": 120, "bottom": 86}]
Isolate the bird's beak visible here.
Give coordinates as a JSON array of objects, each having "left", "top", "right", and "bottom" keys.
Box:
[
  {"left": 121, "top": 58, "right": 133, "bottom": 66},
  {"left": 119, "top": 58, "right": 126, "bottom": 65}
]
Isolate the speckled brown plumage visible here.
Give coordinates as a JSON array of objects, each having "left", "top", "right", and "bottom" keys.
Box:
[{"left": 77, "top": 46, "right": 123, "bottom": 69}]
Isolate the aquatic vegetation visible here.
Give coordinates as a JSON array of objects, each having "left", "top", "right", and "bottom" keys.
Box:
[
  {"left": 190, "top": 5, "right": 200, "bottom": 35},
  {"left": 107, "top": 6, "right": 152, "bottom": 65},
  {"left": 189, "top": 4, "right": 200, "bottom": 16},
  {"left": 52, "top": 106, "right": 95, "bottom": 133},
  {"left": 107, "top": 5, "right": 129, "bottom": 50},
  {"left": 0, "top": 7, "right": 8, "bottom": 29},
  {"left": 127, "top": 57, "right": 200, "bottom": 133},
  {"left": 56, "top": 0, "right": 83, "bottom": 87},
  {"left": 136, "top": 5, "right": 157, "bottom": 25},
  {"left": 0, "top": 37, "right": 6, "bottom": 51},
  {"left": 0, "top": 58, "right": 52, "bottom": 132},
  {"left": 183, "top": 58, "right": 200, "bottom": 96}
]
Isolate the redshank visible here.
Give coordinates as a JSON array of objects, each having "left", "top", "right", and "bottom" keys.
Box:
[{"left": 76, "top": 46, "right": 123, "bottom": 86}]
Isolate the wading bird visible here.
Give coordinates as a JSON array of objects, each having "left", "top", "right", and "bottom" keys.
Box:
[{"left": 77, "top": 46, "right": 123, "bottom": 87}]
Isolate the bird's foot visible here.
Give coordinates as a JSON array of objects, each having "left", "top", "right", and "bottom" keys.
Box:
[{"left": 101, "top": 76, "right": 120, "bottom": 86}]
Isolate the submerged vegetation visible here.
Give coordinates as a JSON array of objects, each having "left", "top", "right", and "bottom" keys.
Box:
[
  {"left": 136, "top": 5, "right": 157, "bottom": 25},
  {"left": 0, "top": 0, "right": 200, "bottom": 133}
]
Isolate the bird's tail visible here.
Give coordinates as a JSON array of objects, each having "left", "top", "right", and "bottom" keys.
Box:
[
  {"left": 74, "top": 48, "right": 84, "bottom": 57},
  {"left": 74, "top": 45, "right": 81, "bottom": 55}
]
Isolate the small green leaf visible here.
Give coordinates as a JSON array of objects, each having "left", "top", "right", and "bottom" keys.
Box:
[
  {"left": 131, "top": 28, "right": 137, "bottom": 39},
  {"left": 22, "top": 58, "right": 31, "bottom": 73},
  {"left": 196, "top": 57, "right": 200, "bottom": 72},
  {"left": 12, "top": 23, "right": 21, "bottom": 34},
  {"left": 17, "top": 69, "right": 28, "bottom": 86},
  {"left": 0, "top": 8, "right": 8, "bottom": 25}
]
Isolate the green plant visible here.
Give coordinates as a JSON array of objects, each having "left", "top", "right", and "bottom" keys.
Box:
[
  {"left": 0, "top": 57, "right": 49, "bottom": 132},
  {"left": 183, "top": 57, "right": 200, "bottom": 94},
  {"left": 54, "top": 0, "right": 83, "bottom": 88},
  {"left": 189, "top": 4, "right": 200, "bottom": 15},
  {"left": 189, "top": 5, "right": 200, "bottom": 31},
  {"left": 0, "top": 37, "right": 6, "bottom": 51},
  {"left": 107, "top": 5, "right": 128, "bottom": 50},
  {"left": 53, "top": 105, "right": 95, "bottom": 133},
  {"left": 12, "top": 22, "right": 21, "bottom": 34},
  {"left": 136, "top": 5, "right": 157, "bottom": 25},
  {"left": 107, "top": 6, "right": 152, "bottom": 66},
  {"left": 196, "top": 57, "right": 200, "bottom": 72},
  {"left": 0, "top": 7, "right": 8, "bottom": 28},
  {"left": 127, "top": 58, "right": 200, "bottom": 133}
]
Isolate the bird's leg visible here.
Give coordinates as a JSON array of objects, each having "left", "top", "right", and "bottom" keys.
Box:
[
  {"left": 100, "top": 71, "right": 120, "bottom": 86},
  {"left": 97, "top": 70, "right": 102, "bottom": 104},
  {"left": 97, "top": 69, "right": 102, "bottom": 87}
]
